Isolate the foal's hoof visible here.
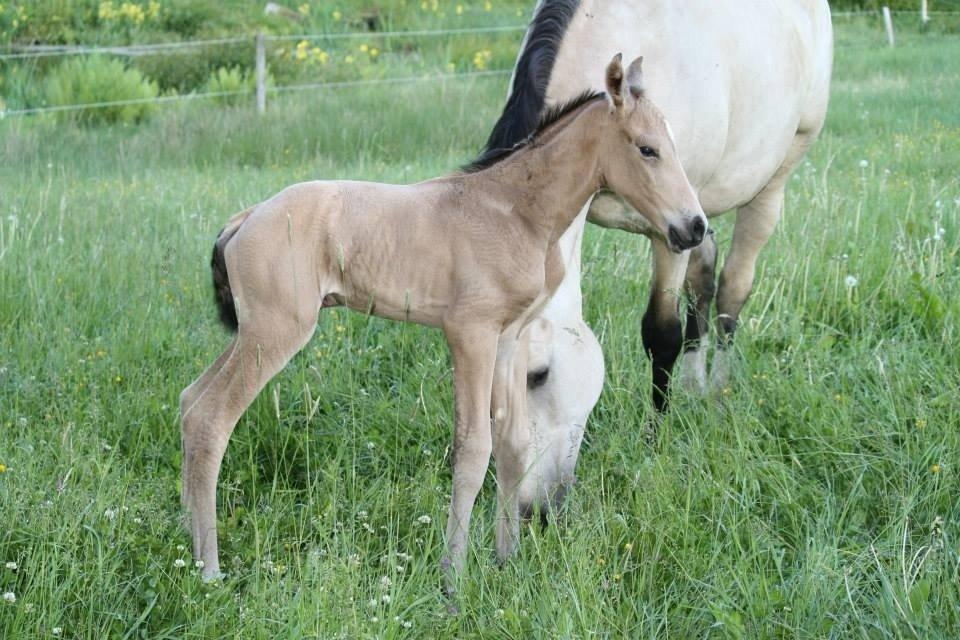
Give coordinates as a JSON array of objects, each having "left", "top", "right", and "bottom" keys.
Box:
[{"left": 201, "top": 569, "right": 226, "bottom": 584}]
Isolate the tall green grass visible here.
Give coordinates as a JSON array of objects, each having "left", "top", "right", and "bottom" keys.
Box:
[{"left": 1, "top": 22, "right": 958, "bottom": 639}]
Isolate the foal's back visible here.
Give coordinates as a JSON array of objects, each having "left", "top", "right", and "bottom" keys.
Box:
[{"left": 226, "top": 175, "right": 547, "bottom": 329}]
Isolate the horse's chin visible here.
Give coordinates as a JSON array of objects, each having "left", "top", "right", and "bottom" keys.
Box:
[{"left": 518, "top": 478, "right": 576, "bottom": 525}]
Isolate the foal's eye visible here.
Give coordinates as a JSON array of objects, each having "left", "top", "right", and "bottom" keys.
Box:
[{"left": 637, "top": 145, "right": 659, "bottom": 159}]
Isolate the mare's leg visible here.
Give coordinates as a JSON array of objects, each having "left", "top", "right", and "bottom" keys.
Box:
[
  {"left": 442, "top": 325, "right": 499, "bottom": 595},
  {"left": 642, "top": 238, "right": 690, "bottom": 412},
  {"left": 712, "top": 133, "right": 815, "bottom": 388},
  {"left": 678, "top": 231, "right": 718, "bottom": 394},
  {"left": 181, "top": 317, "right": 316, "bottom": 580},
  {"left": 491, "top": 325, "right": 532, "bottom": 563}
]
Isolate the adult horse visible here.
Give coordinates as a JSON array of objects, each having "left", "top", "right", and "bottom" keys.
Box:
[{"left": 484, "top": 0, "right": 833, "bottom": 535}]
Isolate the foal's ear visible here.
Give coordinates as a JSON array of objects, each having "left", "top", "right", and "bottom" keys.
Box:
[
  {"left": 625, "top": 55, "right": 644, "bottom": 99},
  {"left": 605, "top": 53, "right": 625, "bottom": 108}
]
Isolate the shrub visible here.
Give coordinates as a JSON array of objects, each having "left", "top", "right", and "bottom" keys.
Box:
[
  {"left": 134, "top": 41, "right": 254, "bottom": 94},
  {"left": 43, "top": 55, "right": 159, "bottom": 125},
  {"left": 202, "top": 66, "right": 265, "bottom": 106}
]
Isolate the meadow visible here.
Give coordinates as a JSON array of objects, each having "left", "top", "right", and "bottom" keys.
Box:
[{"left": 1, "top": 13, "right": 959, "bottom": 640}]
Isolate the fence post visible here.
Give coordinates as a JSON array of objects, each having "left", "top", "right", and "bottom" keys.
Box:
[
  {"left": 921, "top": 0, "right": 930, "bottom": 23},
  {"left": 255, "top": 32, "right": 266, "bottom": 114},
  {"left": 883, "top": 6, "right": 895, "bottom": 47}
]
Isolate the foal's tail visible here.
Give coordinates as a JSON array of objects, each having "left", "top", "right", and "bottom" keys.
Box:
[{"left": 210, "top": 208, "right": 253, "bottom": 332}]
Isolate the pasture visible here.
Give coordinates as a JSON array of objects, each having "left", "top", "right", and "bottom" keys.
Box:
[{"left": 1, "top": 16, "right": 959, "bottom": 639}]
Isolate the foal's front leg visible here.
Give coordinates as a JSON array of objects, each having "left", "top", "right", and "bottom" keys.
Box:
[{"left": 441, "top": 324, "right": 499, "bottom": 595}]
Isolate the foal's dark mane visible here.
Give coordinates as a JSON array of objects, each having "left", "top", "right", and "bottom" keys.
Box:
[{"left": 463, "top": 90, "right": 604, "bottom": 173}]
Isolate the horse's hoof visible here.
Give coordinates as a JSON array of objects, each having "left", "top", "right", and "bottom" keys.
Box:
[
  {"left": 201, "top": 569, "right": 226, "bottom": 584},
  {"left": 679, "top": 349, "right": 708, "bottom": 395},
  {"left": 709, "top": 350, "right": 733, "bottom": 391},
  {"left": 642, "top": 415, "right": 662, "bottom": 447}
]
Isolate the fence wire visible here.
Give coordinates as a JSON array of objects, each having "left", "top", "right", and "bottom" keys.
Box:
[
  {"left": 2, "top": 11, "right": 958, "bottom": 119},
  {"left": 1, "top": 69, "right": 513, "bottom": 118}
]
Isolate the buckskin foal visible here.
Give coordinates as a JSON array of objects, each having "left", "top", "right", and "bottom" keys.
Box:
[{"left": 179, "top": 55, "right": 707, "bottom": 590}]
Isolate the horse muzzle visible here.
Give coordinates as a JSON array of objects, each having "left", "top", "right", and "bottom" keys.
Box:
[{"left": 667, "top": 214, "right": 707, "bottom": 252}]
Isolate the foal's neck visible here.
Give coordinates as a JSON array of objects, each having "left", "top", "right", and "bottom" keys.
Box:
[{"left": 478, "top": 101, "right": 605, "bottom": 243}]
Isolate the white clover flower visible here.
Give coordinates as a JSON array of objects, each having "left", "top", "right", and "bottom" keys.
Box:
[
  {"left": 416, "top": 515, "right": 431, "bottom": 525},
  {"left": 379, "top": 575, "right": 392, "bottom": 589},
  {"left": 3, "top": 592, "right": 15, "bottom": 603},
  {"left": 356, "top": 510, "right": 368, "bottom": 520},
  {"left": 174, "top": 558, "right": 187, "bottom": 568},
  {"left": 858, "top": 160, "right": 869, "bottom": 169},
  {"left": 133, "top": 517, "right": 143, "bottom": 525},
  {"left": 844, "top": 275, "right": 859, "bottom": 288},
  {"left": 194, "top": 560, "right": 205, "bottom": 570},
  {"left": 52, "top": 628, "right": 63, "bottom": 636},
  {"left": 103, "top": 508, "right": 117, "bottom": 520},
  {"left": 367, "top": 599, "right": 378, "bottom": 608},
  {"left": 369, "top": 616, "right": 379, "bottom": 623},
  {"left": 366, "top": 441, "right": 376, "bottom": 450},
  {"left": 176, "top": 544, "right": 186, "bottom": 552},
  {"left": 402, "top": 621, "right": 412, "bottom": 629},
  {"left": 381, "top": 594, "right": 391, "bottom": 603},
  {"left": 5, "top": 561, "right": 17, "bottom": 570}
]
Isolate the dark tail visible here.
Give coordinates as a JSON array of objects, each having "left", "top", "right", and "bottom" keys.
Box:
[{"left": 211, "top": 225, "right": 241, "bottom": 332}]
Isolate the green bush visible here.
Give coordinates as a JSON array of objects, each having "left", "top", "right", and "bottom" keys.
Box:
[
  {"left": 202, "top": 65, "right": 266, "bottom": 105},
  {"left": 43, "top": 55, "right": 159, "bottom": 125},
  {"left": 134, "top": 41, "right": 254, "bottom": 94}
]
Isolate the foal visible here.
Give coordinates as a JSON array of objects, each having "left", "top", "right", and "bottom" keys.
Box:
[{"left": 180, "top": 54, "right": 705, "bottom": 587}]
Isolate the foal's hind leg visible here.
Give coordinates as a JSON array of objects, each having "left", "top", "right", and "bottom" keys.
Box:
[
  {"left": 712, "top": 133, "right": 815, "bottom": 388},
  {"left": 181, "top": 319, "right": 315, "bottom": 580},
  {"left": 679, "top": 231, "right": 718, "bottom": 394},
  {"left": 180, "top": 337, "right": 238, "bottom": 508}
]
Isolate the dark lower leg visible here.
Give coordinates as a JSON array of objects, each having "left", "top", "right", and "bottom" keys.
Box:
[{"left": 642, "top": 300, "right": 683, "bottom": 412}]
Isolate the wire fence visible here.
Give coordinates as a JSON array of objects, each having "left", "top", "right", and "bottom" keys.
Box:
[{"left": 1, "top": 9, "right": 958, "bottom": 119}]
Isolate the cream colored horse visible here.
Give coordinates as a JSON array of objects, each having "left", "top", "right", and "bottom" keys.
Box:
[
  {"left": 179, "top": 55, "right": 707, "bottom": 588},
  {"left": 485, "top": 0, "right": 833, "bottom": 519}
]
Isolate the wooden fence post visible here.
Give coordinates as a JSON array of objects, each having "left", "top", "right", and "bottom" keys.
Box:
[
  {"left": 883, "top": 7, "right": 895, "bottom": 47},
  {"left": 255, "top": 32, "right": 266, "bottom": 114},
  {"left": 921, "top": 0, "right": 930, "bottom": 23}
]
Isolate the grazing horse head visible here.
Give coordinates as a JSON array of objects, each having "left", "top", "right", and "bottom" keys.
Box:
[{"left": 596, "top": 54, "right": 707, "bottom": 253}]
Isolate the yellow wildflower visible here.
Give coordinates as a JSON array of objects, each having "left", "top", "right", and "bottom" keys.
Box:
[
  {"left": 98, "top": 1, "right": 116, "bottom": 20},
  {"left": 298, "top": 3, "right": 310, "bottom": 16},
  {"left": 119, "top": 2, "right": 145, "bottom": 24},
  {"left": 359, "top": 43, "right": 368, "bottom": 53},
  {"left": 369, "top": 47, "right": 379, "bottom": 59},
  {"left": 295, "top": 40, "right": 309, "bottom": 61},
  {"left": 456, "top": 4, "right": 463, "bottom": 15},
  {"left": 0, "top": 464, "right": 7, "bottom": 474},
  {"left": 332, "top": 9, "right": 342, "bottom": 20},
  {"left": 147, "top": 1, "right": 160, "bottom": 19},
  {"left": 930, "top": 464, "right": 941, "bottom": 474},
  {"left": 485, "top": 1, "right": 493, "bottom": 10},
  {"left": 344, "top": 55, "right": 355, "bottom": 64}
]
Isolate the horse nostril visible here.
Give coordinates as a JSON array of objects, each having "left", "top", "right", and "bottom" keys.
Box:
[{"left": 690, "top": 216, "right": 706, "bottom": 243}]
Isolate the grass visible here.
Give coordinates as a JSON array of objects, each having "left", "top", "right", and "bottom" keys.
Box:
[{"left": 1, "top": 18, "right": 959, "bottom": 639}]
